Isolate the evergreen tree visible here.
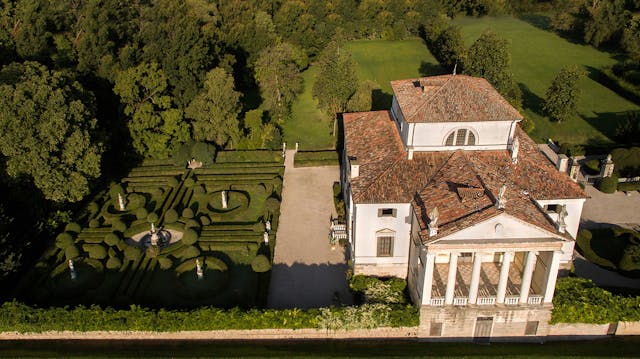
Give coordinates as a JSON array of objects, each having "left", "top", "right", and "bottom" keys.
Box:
[
  {"left": 312, "top": 38, "right": 358, "bottom": 116},
  {"left": 543, "top": 65, "right": 586, "bottom": 123}
]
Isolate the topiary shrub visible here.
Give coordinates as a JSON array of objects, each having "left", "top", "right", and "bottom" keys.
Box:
[
  {"left": 108, "top": 247, "right": 118, "bottom": 258},
  {"left": 125, "top": 193, "right": 145, "bottom": 210},
  {"left": 104, "top": 233, "right": 120, "bottom": 247},
  {"left": 147, "top": 212, "right": 159, "bottom": 223},
  {"left": 181, "top": 245, "right": 200, "bottom": 259},
  {"left": 55, "top": 232, "right": 74, "bottom": 249},
  {"left": 184, "top": 219, "right": 200, "bottom": 229},
  {"left": 265, "top": 197, "right": 280, "bottom": 214},
  {"left": 135, "top": 207, "right": 148, "bottom": 220},
  {"left": 83, "top": 244, "right": 107, "bottom": 259},
  {"left": 193, "top": 185, "right": 205, "bottom": 195},
  {"left": 88, "top": 218, "right": 100, "bottom": 228},
  {"left": 109, "top": 183, "right": 125, "bottom": 200},
  {"left": 106, "top": 257, "right": 122, "bottom": 270},
  {"left": 146, "top": 245, "right": 161, "bottom": 258},
  {"left": 182, "top": 228, "right": 198, "bottom": 245},
  {"left": 205, "top": 257, "right": 228, "bottom": 271},
  {"left": 111, "top": 219, "right": 127, "bottom": 233},
  {"left": 251, "top": 254, "right": 271, "bottom": 272},
  {"left": 158, "top": 256, "right": 173, "bottom": 270},
  {"left": 182, "top": 207, "right": 194, "bottom": 219},
  {"left": 87, "top": 202, "right": 99, "bottom": 214},
  {"left": 164, "top": 209, "right": 179, "bottom": 224},
  {"left": 191, "top": 142, "right": 215, "bottom": 165},
  {"left": 597, "top": 175, "right": 618, "bottom": 194},
  {"left": 64, "top": 222, "right": 82, "bottom": 233},
  {"left": 65, "top": 245, "right": 80, "bottom": 260},
  {"left": 168, "top": 176, "right": 179, "bottom": 188},
  {"left": 199, "top": 215, "right": 211, "bottom": 226},
  {"left": 184, "top": 178, "right": 195, "bottom": 188},
  {"left": 124, "top": 246, "right": 141, "bottom": 261}
]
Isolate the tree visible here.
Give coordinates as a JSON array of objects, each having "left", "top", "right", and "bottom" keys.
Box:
[
  {"left": 582, "top": 0, "right": 628, "bottom": 47},
  {"left": 0, "top": 62, "right": 103, "bottom": 202},
  {"left": 185, "top": 68, "right": 241, "bottom": 148},
  {"left": 433, "top": 25, "right": 466, "bottom": 72},
  {"left": 312, "top": 38, "right": 358, "bottom": 116},
  {"left": 347, "top": 80, "right": 380, "bottom": 112},
  {"left": 543, "top": 65, "right": 586, "bottom": 122},
  {"left": 465, "top": 29, "right": 521, "bottom": 108},
  {"left": 0, "top": 203, "right": 20, "bottom": 280},
  {"left": 237, "top": 109, "right": 281, "bottom": 150},
  {"left": 114, "top": 62, "right": 189, "bottom": 159},
  {"left": 254, "top": 42, "right": 308, "bottom": 123}
]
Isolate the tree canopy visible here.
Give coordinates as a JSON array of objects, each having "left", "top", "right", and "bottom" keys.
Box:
[
  {"left": 0, "top": 61, "right": 103, "bottom": 202},
  {"left": 312, "top": 38, "right": 358, "bottom": 116},
  {"left": 543, "top": 65, "right": 586, "bottom": 123}
]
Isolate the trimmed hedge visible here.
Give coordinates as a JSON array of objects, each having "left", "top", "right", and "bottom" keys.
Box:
[
  {"left": 157, "top": 256, "right": 173, "bottom": 270},
  {"left": 181, "top": 228, "right": 199, "bottom": 245},
  {"left": 619, "top": 181, "right": 640, "bottom": 192},
  {"left": 0, "top": 301, "right": 418, "bottom": 332},
  {"left": 65, "top": 222, "right": 82, "bottom": 233},
  {"left": 216, "top": 150, "right": 283, "bottom": 164},
  {"left": 251, "top": 254, "right": 271, "bottom": 272},
  {"left": 83, "top": 244, "right": 107, "bottom": 260},
  {"left": 182, "top": 208, "right": 194, "bottom": 219},
  {"left": 147, "top": 212, "right": 159, "bottom": 223},
  {"left": 294, "top": 150, "right": 339, "bottom": 167},
  {"left": 106, "top": 257, "right": 122, "bottom": 270},
  {"left": 65, "top": 245, "right": 80, "bottom": 260},
  {"left": 55, "top": 233, "right": 74, "bottom": 249},
  {"left": 124, "top": 246, "right": 141, "bottom": 260},
  {"left": 135, "top": 208, "right": 149, "bottom": 220},
  {"left": 111, "top": 219, "right": 127, "bottom": 233},
  {"left": 597, "top": 175, "right": 618, "bottom": 193},
  {"left": 164, "top": 209, "right": 179, "bottom": 224}
]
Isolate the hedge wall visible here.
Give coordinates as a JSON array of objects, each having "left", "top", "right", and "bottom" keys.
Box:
[
  {"left": 0, "top": 301, "right": 418, "bottom": 332},
  {"left": 216, "top": 151, "right": 283, "bottom": 164},
  {"left": 294, "top": 151, "right": 339, "bottom": 168}
]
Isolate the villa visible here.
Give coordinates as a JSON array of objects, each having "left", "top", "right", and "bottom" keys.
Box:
[{"left": 341, "top": 74, "right": 587, "bottom": 339}]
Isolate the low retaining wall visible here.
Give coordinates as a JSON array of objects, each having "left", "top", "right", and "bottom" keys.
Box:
[{"left": 547, "top": 323, "right": 610, "bottom": 337}]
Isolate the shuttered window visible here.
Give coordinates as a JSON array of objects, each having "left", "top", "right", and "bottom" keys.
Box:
[{"left": 377, "top": 236, "right": 394, "bottom": 257}]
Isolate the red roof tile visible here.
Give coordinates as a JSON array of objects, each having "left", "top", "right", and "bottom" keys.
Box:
[{"left": 390, "top": 75, "right": 522, "bottom": 123}]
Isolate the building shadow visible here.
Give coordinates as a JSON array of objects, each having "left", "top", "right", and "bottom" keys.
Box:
[
  {"left": 518, "top": 82, "right": 544, "bottom": 116},
  {"left": 371, "top": 89, "right": 393, "bottom": 111},
  {"left": 419, "top": 61, "right": 446, "bottom": 77}
]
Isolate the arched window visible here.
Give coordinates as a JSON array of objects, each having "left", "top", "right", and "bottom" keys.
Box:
[{"left": 444, "top": 129, "right": 477, "bottom": 146}]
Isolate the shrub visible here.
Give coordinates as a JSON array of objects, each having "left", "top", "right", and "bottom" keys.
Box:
[
  {"left": 55, "top": 233, "right": 74, "bottom": 249},
  {"left": 135, "top": 208, "right": 148, "bottom": 220},
  {"left": 182, "top": 246, "right": 200, "bottom": 259},
  {"left": 193, "top": 185, "right": 205, "bottom": 195},
  {"left": 111, "top": 219, "right": 127, "bottom": 233},
  {"left": 316, "top": 304, "right": 391, "bottom": 330},
  {"left": 146, "top": 245, "right": 161, "bottom": 258},
  {"left": 104, "top": 233, "right": 120, "bottom": 247},
  {"left": 251, "top": 254, "right": 271, "bottom": 272},
  {"left": 191, "top": 142, "right": 215, "bottom": 165},
  {"left": 164, "top": 209, "right": 179, "bottom": 224},
  {"left": 158, "top": 256, "right": 173, "bottom": 270},
  {"left": 83, "top": 244, "right": 107, "bottom": 259},
  {"left": 199, "top": 215, "right": 211, "bottom": 226},
  {"left": 611, "top": 147, "right": 640, "bottom": 177},
  {"left": 618, "top": 181, "right": 640, "bottom": 192},
  {"left": 182, "top": 208, "right": 194, "bottom": 219},
  {"left": 109, "top": 183, "right": 125, "bottom": 199},
  {"left": 146, "top": 212, "right": 159, "bottom": 223},
  {"left": 182, "top": 228, "right": 198, "bottom": 245},
  {"left": 124, "top": 246, "right": 141, "bottom": 260},
  {"left": 184, "top": 178, "right": 195, "bottom": 188},
  {"left": 88, "top": 218, "right": 100, "bottom": 228},
  {"left": 205, "top": 257, "right": 228, "bottom": 271},
  {"left": 64, "top": 222, "right": 82, "bottom": 233},
  {"left": 184, "top": 219, "right": 200, "bottom": 229},
  {"left": 106, "top": 257, "right": 122, "bottom": 270},
  {"left": 294, "top": 151, "right": 339, "bottom": 167},
  {"left": 597, "top": 175, "right": 618, "bottom": 194},
  {"left": 126, "top": 193, "right": 145, "bottom": 210},
  {"left": 167, "top": 177, "right": 179, "bottom": 188},
  {"left": 87, "top": 202, "right": 99, "bottom": 214},
  {"left": 65, "top": 245, "right": 80, "bottom": 260},
  {"left": 108, "top": 247, "right": 118, "bottom": 258}
]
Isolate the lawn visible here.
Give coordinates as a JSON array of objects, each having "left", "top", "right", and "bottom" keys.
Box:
[
  {"left": 455, "top": 16, "right": 640, "bottom": 145},
  {"left": 19, "top": 152, "right": 284, "bottom": 309},
  {"left": 286, "top": 38, "right": 444, "bottom": 150}
]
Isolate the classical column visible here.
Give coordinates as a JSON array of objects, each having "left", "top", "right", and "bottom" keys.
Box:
[
  {"left": 519, "top": 251, "right": 538, "bottom": 304},
  {"left": 444, "top": 252, "right": 458, "bottom": 305},
  {"left": 496, "top": 251, "right": 514, "bottom": 304},
  {"left": 543, "top": 250, "right": 562, "bottom": 303},
  {"left": 468, "top": 252, "right": 483, "bottom": 304},
  {"left": 422, "top": 252, "right": 436, "bottom": 305}
]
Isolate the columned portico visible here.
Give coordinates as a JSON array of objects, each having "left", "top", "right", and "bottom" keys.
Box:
[
  {"left": 444, "top": 252, "right": 458, "bottom": 305},
  {"left": 519, "top": 251, "right": 537, "bottom": 304},
  {"left": 467, "top": 252, "right": 483, "bottom": 304},
  {"left": 496, "top": 251, "right": 513, "bottom": 304}
]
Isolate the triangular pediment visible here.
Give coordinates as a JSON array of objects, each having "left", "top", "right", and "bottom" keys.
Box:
[{"left": 433, "top": 213, "right": 563, "bottom": 242}]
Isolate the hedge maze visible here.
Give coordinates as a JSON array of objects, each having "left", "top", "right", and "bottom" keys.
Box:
[{"left": 22, "top": 151, "right": 284, "bottom": 309}]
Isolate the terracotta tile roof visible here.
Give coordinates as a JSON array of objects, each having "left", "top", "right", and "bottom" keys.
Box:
[{"left": 390, "top": 75, "right": 523, "bottom": 123}]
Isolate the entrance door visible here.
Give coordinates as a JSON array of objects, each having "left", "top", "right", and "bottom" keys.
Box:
[{"left": 473, "top": 317, "right": 493, "bottom": 343}]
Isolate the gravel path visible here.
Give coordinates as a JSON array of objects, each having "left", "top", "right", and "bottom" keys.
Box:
[
  {"left": 267, "top": 150, "right": 353, "bottom": 309},
  {"left": 581, "top": 185, "right": 640, "bottom": 229}
]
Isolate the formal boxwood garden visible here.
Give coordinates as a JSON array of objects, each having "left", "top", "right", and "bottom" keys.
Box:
[{"left": 18, "top": 151, "right": 285, "bottom": 309}]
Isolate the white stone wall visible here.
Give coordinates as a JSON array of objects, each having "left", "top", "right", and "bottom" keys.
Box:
[
  {"left": 352, "top": 203, "right": 412, "bottom": 277},
  {"left": 408, "top": 121, "right": 516, "bottom": 151},
  {"left": 535, "top": 198, "right": 586, "bottom": 240}
]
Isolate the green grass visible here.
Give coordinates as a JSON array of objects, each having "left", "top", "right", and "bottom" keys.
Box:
[
  {"left": 455, "top": 16, "right": 640, "bottom": 145},
  {"left": 287, "top": 38, "right": 443, "bottom": 150},
  {"left": 285, "top": 67, "right": 335, "bottom": 150}
]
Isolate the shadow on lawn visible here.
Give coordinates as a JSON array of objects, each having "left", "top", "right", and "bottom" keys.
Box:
[{"left": 518, "top": 82, "right": 544, "bottom": 115}]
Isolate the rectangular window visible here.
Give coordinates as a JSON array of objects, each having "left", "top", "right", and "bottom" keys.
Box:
[
  {"left": 429, "top": 322, "right": 443, "bottom": 336},
  {"left": 545, "top": 204, "right": 559, "bottom": 213},
  {"left": 378, "top": 208, "right": 396, "bottom": 217},
  {"left": 525, "top": 321, "right": 539, "bottom": 335},
  {"left": 377, "top": 236, "right": 394, "bottom": 257}
]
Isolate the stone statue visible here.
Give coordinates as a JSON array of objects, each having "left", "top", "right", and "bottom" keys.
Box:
[
  {"left": 557, "top": 205, "right": 568, "bottom": 233},
  {"left": 428, "top": 206, "right": 439, "bottom": 236},
  {"left": 265, "top": 220, "right": 271, "bottom": 232},
  {"left": 496, "top": 185, "right": 507, "bottom": 209},
  {"left": 221, "top": 190, "right": 228, "bottom": 209},
  {"left": 263, "top": 231, "right": 269, "bottom": 244},
  {"left": 150, "top": 223, "right": 158, "bottom": 246},
  {"left": 68, "top": 259, "right": 77, "bottom": 281},
  {"left": 511, "top": 137, "right": 519, "bottom": 164},
  {"left": 196, "top": 259, "right": 203, "bottom": 280},
  {"left": 117, "top": 193, "right": 126, "bottom": 211}
]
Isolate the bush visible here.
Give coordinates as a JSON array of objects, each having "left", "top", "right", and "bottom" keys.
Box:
[
  {"left": 158, "top": 256, "right": 173, "bottom": 270},
  {"left": 618, "top": 181, "right": 640, "bottom": 192},
  {"left": 184, "top": 219, "right": 200, "bottom": 229},
  {"left": 251, "top": 254, "right": 271, "bottom": 272},
  {"left": 125, "top": 193, "right": 145, "bottom": 210},
  {"left": 124, "top": 246, "right": 141, "bottom": 260},
  {"left": 205, "top": 257, "right": 228, "bottom": 271},
  {"left": 164, "top": 209, "right": 179, "bottom": 224},
  {"left": 191, "top": 142, "right": 215, "bottom": 165},
  {"left": 181, "top": 245, "right": 200, "bottom": 259},
  {"left": 611, "top": 147, "right": 640, "bottom": 177},
  {"left": 65, "top": 245, "right": 80, "bottom": 260},
  {"left": 104, "top": 233, "right": 120, "bottom": 246},
  {"left": 584, "top": 159, "right": 600, "bottom": 175},
  {"left": 182, "top": 208, "right": 194, "bottom": 219},
  {"left": 184, "top": 178, "right": 195, "bottom": 188},
  {"left": 108, "top": 247, "right": 118, "bottom": 258},
  {"left": 146, "top": 212, "right": 159, "bottom": 223},
  {"left": 88, "top": 218, "right": 100, "bottom": 228},
  {"left": 146, "top": 245, "right": 161, "bottom": 258},
  {"left": 167, "top": 177, "right": 179, "bottom": 188},
  {"left": 55, "top": 233, "right": 74, "bottom": 249},
  {"left": 87, "top": 202, "right": 99, "bottom": 214},
  {"left": 193, "top": 185, "right": 205, "bottom": 195},
  {"left": 199, "top": 215, "right": 211, "bottom": 226},
  {"left": 597, "top": 175, "right": 618, "bottom": 193},
  {"left": 64, "top": 222, "right": 82, "bottom": 233},
  {"left": 182, "top": 228, "right": 198, "bottom": 245},
  {"left": 109, "top": 183, "right": 125, "bottom": 199},
  {"left": 350, "top": 275, "right": 407, "bottom": 304},
  {"left": 111, "top": 219, "right": 127, "bottom": 233},
  {"left": 83, "top": 244, "right": 107, "bottom": 259},
  {"left": 106, "top": 257, "right": 122, "bottom": 270},
  {"left": 135, "top": 208, "right": 148, "bottom": 220}
]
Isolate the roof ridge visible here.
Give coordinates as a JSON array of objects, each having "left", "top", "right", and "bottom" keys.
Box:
[
  {"left": 414, "top": 150, "right": 458, "bottom": 198},
  {"left": 406, "top": 75, "right": 454, "bottom": 121},
  {"left": 356, "top": 153, "right": 405, "bottom": 202}
]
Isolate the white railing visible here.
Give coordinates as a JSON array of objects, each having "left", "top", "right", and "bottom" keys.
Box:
[
  {"left": 505, "top": 296, "right": 520, "bottom": 305},
  {"left": 453, "top": 297, "right": 468, "bottom": 306},
  {"left": 528, "top": 295, "right": 543, "bottom": 305},
  {"left": 477, "top": 297, "right": 496, "bottom": 305},
  {"left": 430, "top": 298, "right": 445, "bottom": 306}
]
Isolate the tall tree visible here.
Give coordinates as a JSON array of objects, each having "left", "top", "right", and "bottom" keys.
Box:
[
  {"left": 114, "top": 62, "right": 189, "bottom": 159},
  {"left": 254, "top": 42, "right": 308, "bottom": 123},
  {"left": 0, "top": 62, "right": 103, "bottom": 202},
  {"left": 583, "top": 0, "right": 629, "bottom": 47},
  {"left": 543, "top": 65, "right": 586, "bottom": 123},
  {"left": 185, "top": 67, "right": 241, "bottom": 148},
  {"left": 312, "top": 38, "right": 358, "bottom": 117},
  {"left": 433, "top": 25, "right": 466, "bottom": 72},
  {"left": 465, "top": 29, "right": 521, "bottom": 108}
]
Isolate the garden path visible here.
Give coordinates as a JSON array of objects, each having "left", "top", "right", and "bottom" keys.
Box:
[
  {"left": 267, "top": 150, "right": 353, "bottom": 309},
  {"left": 581, "top": 185, "right": 640, "bottom": 230}
]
